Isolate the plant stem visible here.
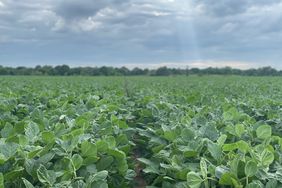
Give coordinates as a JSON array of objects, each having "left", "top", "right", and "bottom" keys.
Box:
[{"left": 204, "top": 179, "right": 209, "bottom": 188}]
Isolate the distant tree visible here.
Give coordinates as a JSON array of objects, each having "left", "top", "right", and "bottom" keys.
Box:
[
  {"left": 91, "top": 67, "right": 101, "bottom": 76},
  {"left": 117, "top": 67, "right": 130, "bottom": 76},
  {"left": 185, "top": 66, "right": 189, "bottom": 76},
  {"left": 143, "top": 68, "right": 149, "bottom": 75},
  {"left": 40, "top": 65, "right": 54, "bottom": 75},
  {"left": 257, "top": 66, "right": 277, "bottom": 76},
  {"left": 99, "top": 66, "right": 116, "bottom": 76},
  {"left": 0, "top": 64, "right": 281, "bottom": 76},
  {"left": 170, "top": 68, "right": 183, "bottom": 75},
  {"left": 131, "top": 67, "right": 145, "bottom": 75},
  {"left": 54, "top": 65, "right": 70, "bottom": 75},
  {"left": 99, "top": 66, "right": 109, "bottom": 76},
  {"left": 221, "top": 67, "right": 233, "bottom": 75},
  {"left": 189, "top": 68, "right": 199, "bottom": 74},
  {"left": 155, "top": 66, "right": 171, "bottom": 76},
  {"left": 15, "top": 67, "right": 32, "bottom": 75},
  {"left": 0, "top": 66, "right": 8, "bottom": 75}
]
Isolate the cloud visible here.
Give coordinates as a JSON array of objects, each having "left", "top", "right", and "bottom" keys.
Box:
[
  {"left": 118, "top": 60, "right": 256, "bottom": 69},
  {"left": 54, "top": 0, "right": 129, "bottom": 19},
  {"left": 197, "top": 0, "right": 280, "bottom": 17},
  {"left": 0, "top": 1, "right": 4, "bottom": 7},
  {"left": 0, "top": 0, "right": 282, "bottom": 68},
  {"left": 55, "top": 0, "right": 107, "bottom": 19}
]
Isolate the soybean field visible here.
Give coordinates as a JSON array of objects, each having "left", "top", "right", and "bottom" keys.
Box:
[{"left": 0, "top": 76, "right": 282, "bottom": 188}]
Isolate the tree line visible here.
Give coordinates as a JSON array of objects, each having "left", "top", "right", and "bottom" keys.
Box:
[{"left": 0, "top": 65, "right": 281, "bottom": 76}]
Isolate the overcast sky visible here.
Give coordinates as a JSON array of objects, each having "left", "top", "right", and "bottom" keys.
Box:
[{"left": 0, "top": 0, "right": 282, "bottom": 69}]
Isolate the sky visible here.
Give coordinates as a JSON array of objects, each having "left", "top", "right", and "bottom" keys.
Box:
[{"left": 0, "top": 0, "right": 282, "bottom": 69}]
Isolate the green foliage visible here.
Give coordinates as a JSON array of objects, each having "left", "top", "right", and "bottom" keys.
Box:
[
  {"left": 0, "top": 76, "right": 282, "bottom": 187},
  {"left": 0, "top": 65, "right": 281, "bottom": 76}
]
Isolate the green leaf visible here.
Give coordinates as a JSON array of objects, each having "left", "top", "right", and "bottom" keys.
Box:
[
  {"left": 0, "top": 173, "right": 4, "bottom": 188},
  {"left": 25, "top": 122, "right": 40, "bottom": 142},
  {"left": 104, "top": 136, "right": 116, "bottom": 149},
  {"left": 245, "top": 160, "right": 258, "bottom": 177},
  {"left": 72, "top": 180, "right": 86, "bottom": 188},
  {"left": 223, "top": 107, "right": 240, "bottom": 121},
  {"left": 71, "top": 128, "right": 84, "bottom": 137},
  {"left": 235, "top": 124, "right": 245, "bottom": 137},
  {"left": 37, "top": 165, "right": 56, "bottom": 186},
  {"left": 236, "top": 140, "right": 249, "bottom": 153},
  {"left": 256, "top": 125, "right": 272, "bottom": 139},
  {"left": 219, "top": 172, "right": 237, "bottom": 185},
  {"left": 217, "top": 134, "right": 227, "bottom": 146},
  {"left": 117, "top": 159, "right": 128, "bottom": 175},
  {"left": 181, "top": 128, "right": 195, "bottom": 141},
  {"left": 22, "top": 178, "right": 35, "bottom": 188},
  {"left": 200, "top": 158, "right": 207, "bottom": 178},
  {"left": 200, "top": 125, "right": 219, "bottom": 141},
  {"left": 86, "top": 164, "right": 97, "bottom": 174},
  {"left": 117, "top": 120, "right": 128, "bottom": 129},
  {"left": 0, "top": 154, "right": 7, "bottom": 165},
  {"left": 41, "top": 131, "right": 55, "bottom": 144},
  {"left": 25, "top": 159, "right": 36, "bottom": 177},
  {"left": 91, "top": 182, "right": 108, "bottom": 188},
  {"left": 186, "top": 172, "right": 203, "bottom": 188},
  {"left": 222, "top": 141, "right": 249, "bottom": 153},
  {"left": 4, "top": 168, "right": 24, "bottom": 182},
  {"left": 223, "top": 143, "right": 238, "bottom": 151},
  {"left": 89, "top": 170, "right": 108, "bottom": 182},
  {"left": 246, "top": 182, "right": 262, "bottom": 188},
  {"left": 125, "top": 169, "right": 137, "bottom": 181},
  {"left": 81, "top": 141, "right": 97, "bottom": 158},
  {"left": 260, "top": 149, "right": 274, "bottom": 166},
  {"left": 138, "top": 158, "right": 160, "bottom": 174},
  {"left": 96, "top": 140, "right": 108, "bottom": 153},
  {"left": 163, "top": 130, "right": 177, "bottom": 141},
  {"left": 215, "top": 166, "right": 229, "bottom": 179},
  {"left": 96, "top": 156, "right": 114, "bottom": 171},
  {"left": 0, "top": 142, "right": 18, "bottom": 159},
  {"left": 1, "top": 123, "right": 13, "bottom": 138},
  {"left": 107, "top": 148, "right": 126, "bottom": 160},
  {"left": 19, "top": 135, "right": 29, "bottom": 146},
  {"left": 230, "top": 158, "right": 239, "bottom": 178},
  {"left": 72, "top": 154, "right": 83, "bottom": 170},
  {"left": 207, "top": 142, "right": 221, "bottom": 160},
  {"left": 265, "top": 179, "right": 277, "bottom": 188}
]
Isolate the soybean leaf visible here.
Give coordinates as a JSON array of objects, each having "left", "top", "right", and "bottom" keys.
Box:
[
  {"left": 89, "top": 170, "right": 108, "bottom": 183},
  {"left": 256, "top": 125, "right": 272, "bottom": 140},
  {"left": 187, "top": 172, "right": 203, "bottom": 188},
  {"left": 37, "top": 165, "right": 56, "bottom": 186},
  {"left": 207, "top": 142, "right": 221, "bottom": 161},
  {"left": 0, "top": 173, "right": 4, "bottom": 188},
  {"left": 0, "top": 142, "right": 18, "bottom": 159},
  {"left": 235, "top": 124, "right": 245, "bottom": 137},
  {"left": 200, "top": 158, "right": 207, "bottom": 179},
  {"left": 25, "top": 122, "right": 40, "bottom": 143},
  {"left": 22, "top": 178, "right": 35, "bottom": 188},
  {"left": 81, "top": 141, "right": 97, "bottom": 158},
  {"left": 72, "top": 154, "right": 83, "bottom": 170},
  {"left": 245, "top": 161, "right": 258, "bottom": 177},
  {"left": 260, "top": 149, "right": 274, "bottom": 166}
]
